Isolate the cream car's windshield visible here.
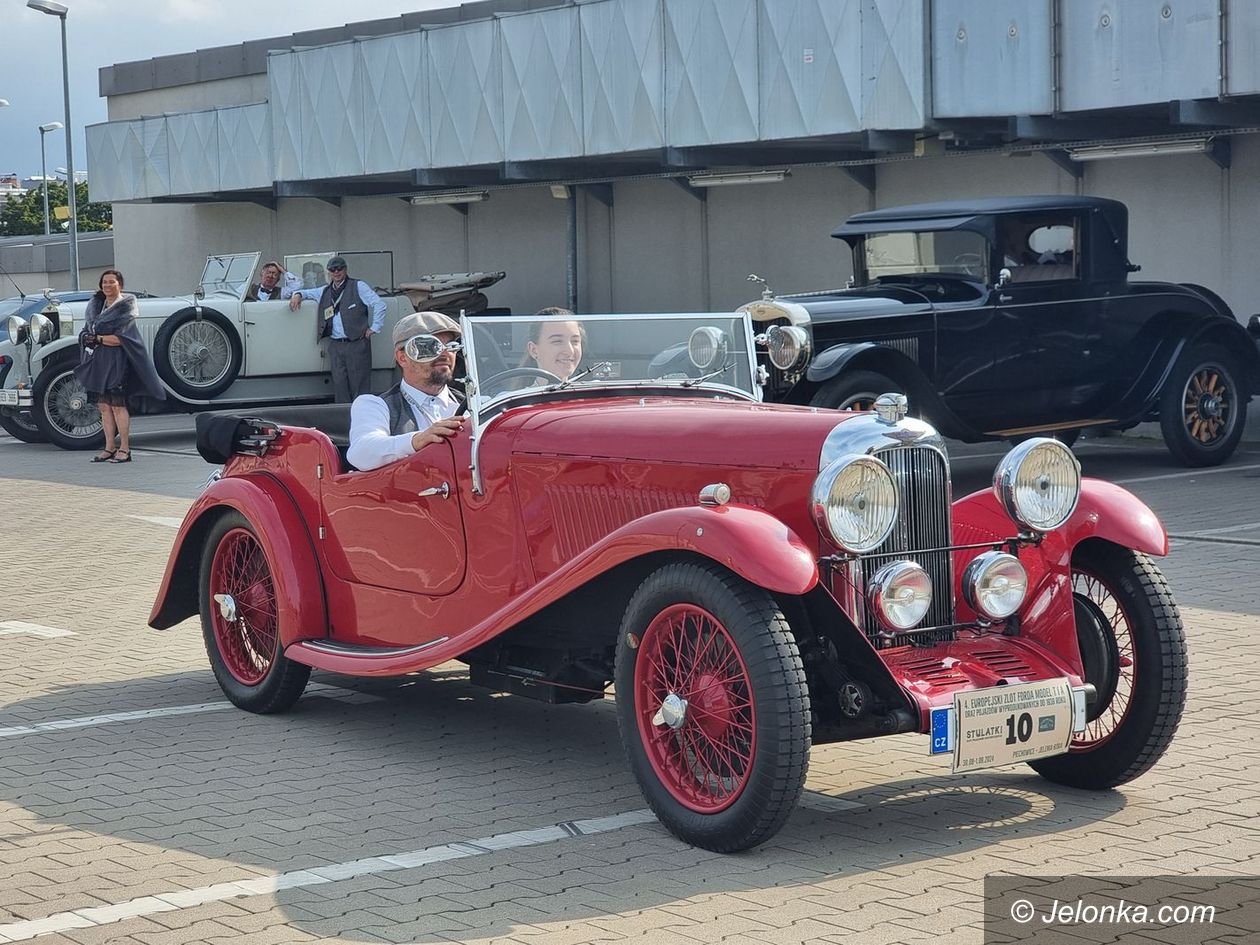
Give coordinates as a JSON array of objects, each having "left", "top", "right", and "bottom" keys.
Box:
[{"left": 461, "top": 312, "right": 758, "bottom": 412}]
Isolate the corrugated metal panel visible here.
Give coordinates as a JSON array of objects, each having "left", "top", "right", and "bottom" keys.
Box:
[
  {"left": 579, "top": 0, "right": 664, "bottom": 154},
  {"left": 664, "top": 0, "right": 758, "bottom": 147},
  {"left": 428, "top": 19, "right": 504, "bottom": 167},
  {"left": 932, "top": 0, "right": 1053, "bottom": 117},
  {"left": 85, "top": 121, "right": 138, "bottom": 203},
  {"left": 501, "top": 7, "right": 583, "bottom": 161},
  {"left": 759, "top": 0, "right": 861, "bottom": 140},
  {"left": 166, "top": 111, "right": 220, "bottom": 195},
  {"left": 861, "top": 0, "right": 926, "bottom": 128},
  {"left": 1061, "top": 1, "right": 1219, "bottom": 111},
  {"left": 360, "top": 32, "right": 430, "bottom": 174},
  {"left": 267, "top": 51, "right": 304, "bottom": 181},
  {"left": 217, "top": 104, "right": 271, "bottom": 191},
  {"left": 297, "top": 43, "right": 365, "bottom": 179},
  {"left": 1228, "top": 3, "right": 1260, "bottom": 94}
]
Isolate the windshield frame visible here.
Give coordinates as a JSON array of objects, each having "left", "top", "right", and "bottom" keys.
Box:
[
  {"left": 199, "top": 252, "right": 261, "bottom": 300},
  {"left": 459, "top": 311, "right": 760, "bottom": 494}
]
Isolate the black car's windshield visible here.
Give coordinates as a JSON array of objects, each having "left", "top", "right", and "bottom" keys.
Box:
[{"left": 861, "top": 230, "right": 989, "bottom": 282}]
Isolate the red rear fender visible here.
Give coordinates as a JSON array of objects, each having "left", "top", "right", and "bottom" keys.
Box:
[{"left": 148, "top": 475, "right": 327, "bottom": 646}]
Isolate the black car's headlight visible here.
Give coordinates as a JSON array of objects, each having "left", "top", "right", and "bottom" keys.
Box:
[{"left": 764, "top": 324, "right": 810, "bottom": 371}]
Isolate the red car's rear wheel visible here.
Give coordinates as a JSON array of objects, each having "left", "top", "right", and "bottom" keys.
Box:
[
  {"left": 615, "top": 561, "right": 810, "bottom": 852},
  {"left": 1029, "top": 543, "right": 1186, "bottom": 788},
  {"left": 199, "top": 512, "right": 309, "bottom": 713}
]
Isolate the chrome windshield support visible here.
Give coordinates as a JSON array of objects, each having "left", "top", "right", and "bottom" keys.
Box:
[{"left": 460, "top": 313, "right": 486, "bottom": 495}]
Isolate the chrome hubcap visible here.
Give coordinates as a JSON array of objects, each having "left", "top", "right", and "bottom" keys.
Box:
[
  {"left": 652, "top": 692, "right": 688, "bottom": 730},
  {"left": 213, "top": 593, "right": 237, "bottom": 622}
]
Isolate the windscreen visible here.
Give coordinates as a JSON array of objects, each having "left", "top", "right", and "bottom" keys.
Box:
[
  {"left": 863, "top": 230, "right": 990, "bottom": 281},
  {"left": 200, "top": 253, "right": 260, "bottom": 299}
]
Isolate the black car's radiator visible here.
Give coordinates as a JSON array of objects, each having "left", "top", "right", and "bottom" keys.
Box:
[{"left": 859, "top": 444, "right": 954, "bottom": 648}]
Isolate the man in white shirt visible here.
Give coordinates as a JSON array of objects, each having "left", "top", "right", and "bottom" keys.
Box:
[{"left": 346, "top": 311, "right": 466, "bottom": 471}]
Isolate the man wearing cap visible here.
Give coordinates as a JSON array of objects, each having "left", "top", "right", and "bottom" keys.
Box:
[
  {"left": 288, "top": 256, "right": 387, "bottom": 402},
  {"left": 346, "top": 311, "right": 466, "bottom": 471}
]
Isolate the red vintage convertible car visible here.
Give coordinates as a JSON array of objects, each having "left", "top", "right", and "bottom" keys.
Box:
[{"left": 150, "top": 312, "right": 1186, "bottom": 852}]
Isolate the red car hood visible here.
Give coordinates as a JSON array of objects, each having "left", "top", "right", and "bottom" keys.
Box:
[{"left": 500, "top": 396, "right": 849, "bottom": 470}]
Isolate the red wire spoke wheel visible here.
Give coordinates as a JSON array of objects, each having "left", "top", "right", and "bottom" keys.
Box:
[
  {"left": 615, "top": 561, "right": 810, "bottom": 852},
  {"left": 1030, "top": 543, "right": 1186, "bottom": 789},
  {"left": 635, "top": 603, "right": 757, "bottom": 813},
  {"left": 198, "top": 512, "right": 310, "bottom": 714},
  {"left": 208, "top": 528, "right": 279, "bottom": 685}
]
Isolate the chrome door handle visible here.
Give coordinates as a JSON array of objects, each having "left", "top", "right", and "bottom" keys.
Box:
[
  {"left": 418, "top": 482, "right": 450, "bottom": 499},
  {"left": 998, "top": 294, "right": 1013, "bottom": 303}
]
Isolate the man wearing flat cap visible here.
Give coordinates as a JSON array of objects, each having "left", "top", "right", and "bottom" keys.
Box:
[
  {"left": 289, "top": 255, "right": 387, "bottom": 402},
  {"left": 346, "top": 311, "right": 466, "bottom": 471}
]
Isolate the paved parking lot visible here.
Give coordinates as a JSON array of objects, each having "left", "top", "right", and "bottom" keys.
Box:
[{"left": 1, "top": 420, "right": 1258, "bottom": 945}]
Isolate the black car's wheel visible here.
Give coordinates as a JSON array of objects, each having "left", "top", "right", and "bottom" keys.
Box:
[
  {"left": 31, "top": 355, "right": 104, "bottom": 451},
  {"left": 811, "top": 370, "right": 901, "bottom": 412},
  {"left": 1029, "top": 543, "right": 1186, "bottom": 789},
  {"left": 1158, "top": 343, "right": 1246, "bottom": 467},
  {"left": 0, "top": 407, "right": 46, "bottom": 443},
  {"left": 614, "top": 561, "right": 810, "bottom": 852},
  {"left": 199, "top": 511, "right": 310, "bottom": 714},
  {"left": 154, "top": 308, "right": 242, "bottom": 400}
]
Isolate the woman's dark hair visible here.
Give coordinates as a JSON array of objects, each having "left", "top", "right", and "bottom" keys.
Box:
[{"left": 94, "top": 269, "right": 125, "bottom": 303}]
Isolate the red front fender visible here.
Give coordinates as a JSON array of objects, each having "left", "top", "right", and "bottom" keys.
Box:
[
  {"left": 148, "top": 474, "right": 327, "bottom": 646},
  {"left": 287, "top": 503, "right": 817, "bottom": 677}
]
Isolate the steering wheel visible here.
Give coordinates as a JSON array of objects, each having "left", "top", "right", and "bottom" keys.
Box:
[
  {"left": 952, "top": 253, "right": 984, "bottom": 277},
  {"left": 456, "top": 367, "right": 564, "bottom": 414}
]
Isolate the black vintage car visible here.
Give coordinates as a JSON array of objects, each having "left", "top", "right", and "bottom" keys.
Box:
[{"left": 742, "top": 196, "right": 1260, "bottom": 466}]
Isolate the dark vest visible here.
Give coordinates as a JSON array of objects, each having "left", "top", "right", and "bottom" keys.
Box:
[
  {"left": 379, "top": 383, "right": 463, "bottom": 436},
  {"left": 315, "top": 278, "right": 369, "bottom": 341}
]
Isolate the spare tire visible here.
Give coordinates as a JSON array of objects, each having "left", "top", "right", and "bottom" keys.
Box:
[{"left": 153, "top": 307, "right": 242, "bottom": 400}]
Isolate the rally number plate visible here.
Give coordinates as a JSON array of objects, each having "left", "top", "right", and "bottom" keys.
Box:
[
  {"left": 951, "top": 678, "right": 1073, "bottom": 773},
  {"left": 0, "top": 389, "right": 18, "bottom": 406}
]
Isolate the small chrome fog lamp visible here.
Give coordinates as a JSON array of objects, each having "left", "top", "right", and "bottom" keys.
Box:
[
  {"left": 5, "top": 315, "right": 28, "bottom": 346},
  {"left": 993, "top": 437, "right": 1081, "bottom": 533},
  {"left": 867, "top": 560, "right": 932, "bottom": 632},
  {"left": 28, "top": 312, "right": 53, "bottom": 345},
  {"left": 963, "top": 551, "right": 1028, "bottom": 621},
  {"left": 764, "top": 324, "right": 810, "bottom": 371},
  {"left": 688, "top": 326, "right": 728, "bottom": 371}
]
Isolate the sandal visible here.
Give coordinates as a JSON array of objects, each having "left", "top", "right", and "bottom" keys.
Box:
[
  {"left": 91, "top": 449, "right": 116, "bottom": 463},
  {"left": 109, "top": 449, "right": 132, "bottom": 464}
]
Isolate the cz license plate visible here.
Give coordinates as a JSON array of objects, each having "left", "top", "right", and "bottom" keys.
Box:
[
  {"left": 0, "top": 389, "right": 18, "bottom": 407},
  {"left": 951, "top": 679, "right": 1073, "bottom": 773}
]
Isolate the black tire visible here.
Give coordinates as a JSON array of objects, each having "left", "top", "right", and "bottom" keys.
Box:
[
  {"left": 31, "top": 355, "right": 104, "bottom": 451},
  {"left": 198, "top": 511, "right": 310, "bottom": 714},
  {"left": 153, "top": 307, "right": 242, "bottom": 399},
  {"left": 811, "top": 370, "right": 901, "bottom": 412},
  {"left": 1029, "top": 542, "right": 1186, "bottom": 789},
  {"left": 1158, "top": 343, "right": 1246, "bottom": 467},
  {"left": 614, "top": 560, "right": 810, "bottom": 852},
  {"left": 0, "top": 407, "right": 46, "bottom": 443}
]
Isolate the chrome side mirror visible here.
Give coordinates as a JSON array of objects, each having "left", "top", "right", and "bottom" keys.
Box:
[{"left": 996, "top": 267, "right": 1012, "bottom": 289}]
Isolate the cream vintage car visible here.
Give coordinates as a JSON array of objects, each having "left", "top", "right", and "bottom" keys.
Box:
[{"left": 3, "top": 252, "right": 418, "bottom": 450}]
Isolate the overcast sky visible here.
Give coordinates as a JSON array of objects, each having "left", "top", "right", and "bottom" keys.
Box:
[{"left": 0, "top": 0, "right": 457, "bottom": 181}]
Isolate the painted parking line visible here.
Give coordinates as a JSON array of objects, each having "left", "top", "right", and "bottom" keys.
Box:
[
  {"left": 1113, "top": 462, "right": 1260, "bottom": 485},
  {"left": 0, "top": 621, "right": 75, "bottom": 639},
  {"left": 128, "top": 514, "right": 185, "bottom": 529},
  {"left": 0, "top": 808, "right": 657, "bottom": 943},
  {"left": 0, "top": 702, "right": 232, "bottom": 739}
]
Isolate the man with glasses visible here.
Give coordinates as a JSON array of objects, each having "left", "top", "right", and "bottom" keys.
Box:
[
  {"left": 346, "top": 311, "right": 466, "bottom": 471},
  {"left": 289, "top": 255, "right": 387, "bottom": 402},
  {"left": 245, "top": 260, "right": 300, "bottom": 301}
]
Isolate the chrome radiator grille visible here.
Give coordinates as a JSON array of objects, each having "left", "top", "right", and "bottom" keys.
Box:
[{"left": 860, "top": 445, "right": 954, "bottom": 647}]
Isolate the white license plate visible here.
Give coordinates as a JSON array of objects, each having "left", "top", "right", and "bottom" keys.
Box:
[
  {"left": 949, "top": 679, "right": 1073, "bottom": 773},
  {"left": 0, "top": 389, "right": 18, "bottom": 406}
]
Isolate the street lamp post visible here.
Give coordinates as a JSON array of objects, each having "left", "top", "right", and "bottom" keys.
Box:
[
  {"left": 27, "top": 0, "right": 78, "bottom": 290},
  {"left": 38, "top": 121, "right": 63, "bottom": 236}
]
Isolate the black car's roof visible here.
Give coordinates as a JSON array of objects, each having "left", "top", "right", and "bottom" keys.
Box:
[{"left": 834, "top": 195, "right": 1128, "bottom": 240}]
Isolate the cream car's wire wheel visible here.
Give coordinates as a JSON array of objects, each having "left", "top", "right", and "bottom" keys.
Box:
[
  {"left": 1180, "top": 365, "right": 1232, "bottom": 445},
  {"left": 168, "top": 320, "right": 233, "bottom": 389},
  {"left": 39, "top": 366, "right": 103, "bottom": 446}
]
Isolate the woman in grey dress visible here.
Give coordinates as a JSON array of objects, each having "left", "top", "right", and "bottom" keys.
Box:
[{"left": 76, "top": 269, "right": 165, "bottom": 463}]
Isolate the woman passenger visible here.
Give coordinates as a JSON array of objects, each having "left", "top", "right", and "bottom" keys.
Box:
[{"left": 521, "top": 307, "right": 586, "bottom": 381}]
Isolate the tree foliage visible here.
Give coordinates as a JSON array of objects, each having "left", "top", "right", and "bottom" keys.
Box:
[{"left": 0, "top": 181, "right": 111, "bottom": 237}]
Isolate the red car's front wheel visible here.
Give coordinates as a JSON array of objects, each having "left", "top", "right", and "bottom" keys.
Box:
[
  {"left": 199, "top": 511, "right": 310, "bottom": 713},
  {"left": 615, "top": 561, "right": 810, "bottom": 852}
]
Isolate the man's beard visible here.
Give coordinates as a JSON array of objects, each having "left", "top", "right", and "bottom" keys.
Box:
[{"left": 428, "top": 362, "right": 453, "bottom": 385}]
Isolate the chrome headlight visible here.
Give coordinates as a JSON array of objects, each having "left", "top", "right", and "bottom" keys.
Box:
[
  {"left": 811, "top": 454, "right": 898, "bottom": 554},
  {"left": 764, "top": 324, "right": 810, "bottom": 371},
  {"left": 963, "top": 551, "right": 1028, "bottom": 621},
  {"left": 867, "top": 560, "right": 932, "bottom": 632},
  {"left": 6, "top": 316, "right": 28, "bottom": 346},
  {"left": 993, "top": 438, "right": 1081, "bottom": 533},
  {"left": 28, "top": 313, "right": 54, "bottom": 345},
  {"left": 687, "top": 326, "right": 728, "bottom": 371}
]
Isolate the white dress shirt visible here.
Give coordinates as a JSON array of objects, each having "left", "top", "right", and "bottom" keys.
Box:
[
  {"left": 251, "top": 271, "right": 301, "bottom": 301},
  {"left": 346, "top": 380, "right": 459, "bottom": 471}
]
